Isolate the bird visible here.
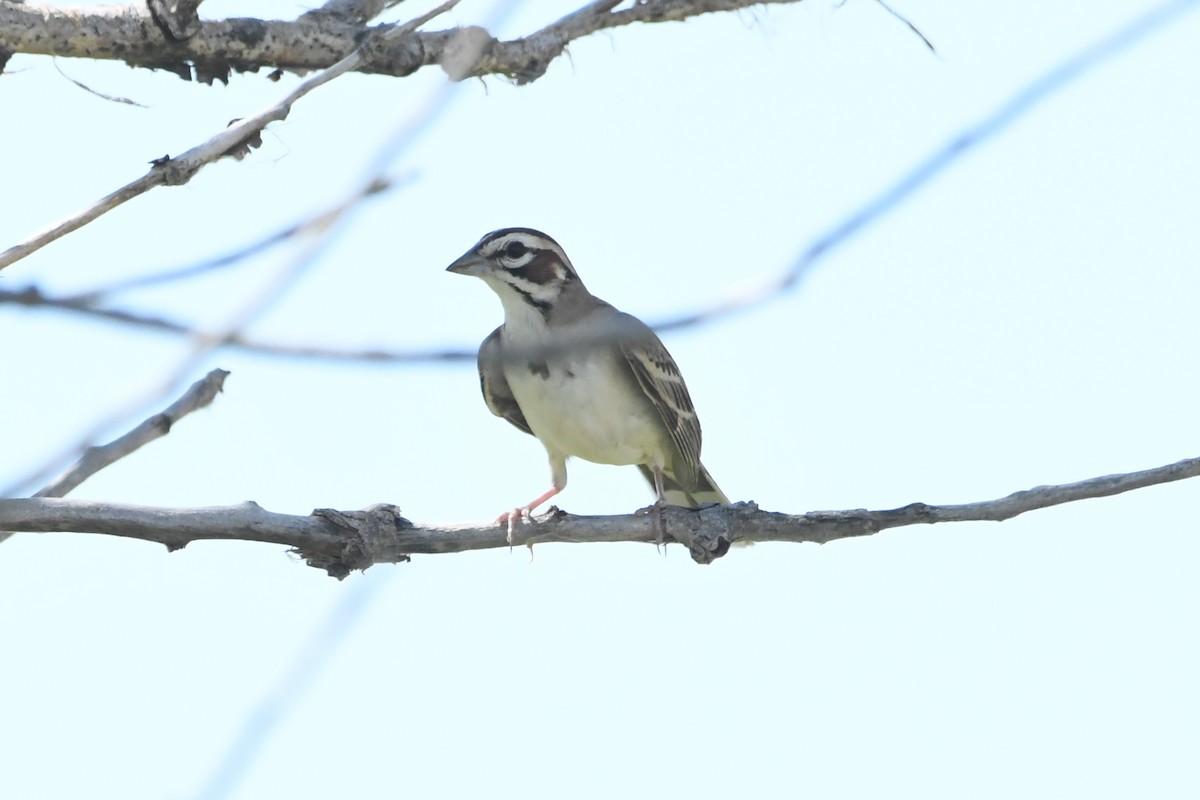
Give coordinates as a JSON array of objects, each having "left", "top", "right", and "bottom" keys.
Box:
[{"left": 446, "top": 227, "right": 728, "bottom": 542}]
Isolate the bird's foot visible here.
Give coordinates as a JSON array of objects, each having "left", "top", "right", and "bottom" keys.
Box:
[
  {"left": 495, "top": 485, "right": 562, "bottom": 549},
  {"left": 497, "top": 507, "right": 531, "bottom": 547}
]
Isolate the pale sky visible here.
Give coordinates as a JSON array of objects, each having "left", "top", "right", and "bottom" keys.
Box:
[{"left": 2, "top": 1, "right": 1199, "bottom": 798}]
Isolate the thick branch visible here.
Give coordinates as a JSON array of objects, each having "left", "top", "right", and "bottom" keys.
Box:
[
  {"left": 2, "top": 456, "right": 1196, "bottom": 577},
  {"left": 0, "top": 0, "right": 801, "bottom": 84}
]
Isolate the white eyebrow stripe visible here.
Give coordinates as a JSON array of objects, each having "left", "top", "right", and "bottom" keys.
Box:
[{"left": 480, "top": 230, "right": 572, "bottom": 268}]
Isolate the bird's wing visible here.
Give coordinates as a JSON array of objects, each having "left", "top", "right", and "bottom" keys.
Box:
[
  {"left": 478, "top": 326, "right": 533, "bottom": 436},
  {"left": 616, "top": 314, "right": 702, "bottom": 487}
]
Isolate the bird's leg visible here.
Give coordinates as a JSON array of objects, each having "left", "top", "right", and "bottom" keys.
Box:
[
  {"left": 651, "top": 465, "right": 668, "bottom": 551},
  {"left": 498, "top": 456, "right": 567, "bottom": 546}
]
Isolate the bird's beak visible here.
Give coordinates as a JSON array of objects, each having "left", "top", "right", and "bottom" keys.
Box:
[{"left": 446, "top": 250, "right": 488, "bottom": 277}]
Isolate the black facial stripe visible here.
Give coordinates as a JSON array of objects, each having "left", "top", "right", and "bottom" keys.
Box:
[
  {"left": 496, "top": 271, "right": 554, "bottom": 315},
  {"left": 521, "top": 291, "right": 552, "bottom": 314}
]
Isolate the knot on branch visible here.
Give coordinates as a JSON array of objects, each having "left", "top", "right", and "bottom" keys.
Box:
[
  {"left": 655, "top": 504, "right": 742, "bottom": 564},
  {"left": 488, "top": 35, "right": 567, "bottom": 84},
  {"left": 307, "top": 503, "right": 413, "bottom": 579},
  {"left": 359, "top": 24, "right": 428, "bottom": 77},
  {"left": 150, "top": 154, "right": 199, "bottom": 185},
  {"left": 436, "top": 26, "right": 495, "bottom": 81},
  {"left": 146, "top": 0, "right": 203, "bottom": 42}
]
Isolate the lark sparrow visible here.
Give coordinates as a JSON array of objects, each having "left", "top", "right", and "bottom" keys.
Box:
[{"left": 447, "top": 228, "right": 729, "bottom": 540}]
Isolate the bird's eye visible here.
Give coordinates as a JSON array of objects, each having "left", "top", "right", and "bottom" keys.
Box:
[{"left": 503, "top": 241, "right": 528, "bottom": 260}]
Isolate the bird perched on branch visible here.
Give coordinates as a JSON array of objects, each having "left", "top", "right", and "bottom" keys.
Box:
[{"left": 447, "top": 227, "right": 728, "bottom": 542}]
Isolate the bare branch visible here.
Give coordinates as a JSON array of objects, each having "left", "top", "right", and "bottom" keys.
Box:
[
  {"left": 2, "top": 0, "right": 775, "bottom": 271},
  {"left": 2, "top": 9, "right": 473, "bottom": 502},
  {"left": 0, "top": 4, "right": 454, "bottom": 272},
  {"left": 2, "top": 456, "right": 1196, "bottom": 576},
  {"left": 0, "top": 367, "right": 230, "bottom": 542},
  {"left": 5, "top": 0, "right": 1188, "bottom": 362},
  {"left": 0, "top": 0, "right": 800, "bottom": 84}
]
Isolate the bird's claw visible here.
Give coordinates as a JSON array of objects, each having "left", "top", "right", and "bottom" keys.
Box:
[
  {"left": 640, "top": 501, "right": 666, "bottom": 554},
  {"left": 497, "top": 507, "right": 531, "bottom": 547}
]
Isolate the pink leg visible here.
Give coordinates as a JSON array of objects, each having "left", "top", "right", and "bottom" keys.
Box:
[
  {"left": 521, "top": 485, "right": 564, "bottom": 515},
  {"left": 497, "top": 484, "right": 564, "bottom": 544}
]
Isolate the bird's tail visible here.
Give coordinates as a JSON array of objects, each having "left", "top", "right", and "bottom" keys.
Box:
[{"left": 638, "top": 462, "right": 729, "bottom": 508}]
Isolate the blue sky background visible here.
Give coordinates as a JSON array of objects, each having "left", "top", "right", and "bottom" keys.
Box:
[{"left": 2, "top": 1, "right": 1199, "bottom": 798}]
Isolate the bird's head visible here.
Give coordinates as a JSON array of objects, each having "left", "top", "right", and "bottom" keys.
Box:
[{"left": 447, "top": 228, "right": 584, "bottom": 316}]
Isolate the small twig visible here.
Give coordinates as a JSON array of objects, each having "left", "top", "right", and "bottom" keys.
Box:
[
  {"left": 871, "top": 0, "right": 936, "bottom": 54},
  {"left": 0, "top": 287, "right": 477, "bottom": 362},
  {"left": 62, "top": 175, "right": 399, "bottom": 303},
  {"left": 52, "top": 58, "right": 149, "bottom": 106},
  {"left": 37, "top": 368, "right": 230, "bottom": 499},
  {"left": 1, "top": 456, "right": 1196, "bottom": 573},
  {"left": 0, "top": 368, "right": 230, "bottom": 543}
]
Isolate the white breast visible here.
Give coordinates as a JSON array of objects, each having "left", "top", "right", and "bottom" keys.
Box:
[{"left": 504, "top": 338, "right": 667, "bottom": 467}]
